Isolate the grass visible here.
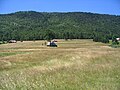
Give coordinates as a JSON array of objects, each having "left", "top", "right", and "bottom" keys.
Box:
[
  {"left": 110, "top": 44, "right": 120, "bottom": 48},
  {"left": 0, "top": 39, "right": 120, "bottom": 90},
  {"left": 109, "top": 40, "right": 120, "bottom": 48},
  {"left": 0, "top": 52, "right": 27, "bottom": 57}
]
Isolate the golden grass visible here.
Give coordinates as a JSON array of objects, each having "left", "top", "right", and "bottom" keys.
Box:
[{"left": 0, "top": 39, "right": 120, "bottom": 90}]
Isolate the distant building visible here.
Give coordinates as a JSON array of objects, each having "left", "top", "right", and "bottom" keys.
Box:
[
  {"left": 116, "top": 38, "right": 120, "bottom": 41},
  {"left": 9, "top": 40, "right": 17, "bottom": 43},
  {"left": 47, "top": 41, "right": 57, "bottom": 47}
]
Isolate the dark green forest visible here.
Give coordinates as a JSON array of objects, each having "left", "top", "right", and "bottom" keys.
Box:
[{"left": 0, "top": 11, "right": 120, "bottom": 42}]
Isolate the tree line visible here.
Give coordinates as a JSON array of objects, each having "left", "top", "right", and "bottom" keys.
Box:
[{"left": 0, "top": 11, "right": 120, "bottom": 43}]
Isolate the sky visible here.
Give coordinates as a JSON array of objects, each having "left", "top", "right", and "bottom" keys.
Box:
[{"left": 0, "top": 0, "right": 120, "bottom": 15}]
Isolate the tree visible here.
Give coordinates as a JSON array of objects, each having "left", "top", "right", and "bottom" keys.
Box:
[
  {"left": 93, "top": 33, "right": 101, "bottom": 42},
  {"left": 63, "top": 32, "right": 69, "bottom": 41},
  {"left": 101, "top": 37, "right": 109, "bottom": 43},
  {"left": 44, "top": 30, "right": 55, "bottom": 41},
  {"left": 93, "top": 33, "right": 109, "bottom": 43},
  {"left": 112, "top": 35, "right": 119, "bottom": 45},
  {"left": 0, "top": 11, "right": 120, "bottom": 41}
]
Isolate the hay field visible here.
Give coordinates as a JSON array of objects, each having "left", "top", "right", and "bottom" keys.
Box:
[{"left": 0, "top": 39, "right": 120, "bottom": 90}]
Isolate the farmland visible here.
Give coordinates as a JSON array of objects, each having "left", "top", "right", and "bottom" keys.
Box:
[{"left": 0, "top": 40, "right": 120, "bottom": 90}]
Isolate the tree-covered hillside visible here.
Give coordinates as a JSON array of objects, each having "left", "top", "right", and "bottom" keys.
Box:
[{"left": 0, "top": 11, "right": 120, "bottom": 41}]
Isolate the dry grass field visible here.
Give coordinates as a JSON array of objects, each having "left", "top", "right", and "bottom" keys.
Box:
[{"left": 0, "top": 39, "right": 120, "bottom": 90}]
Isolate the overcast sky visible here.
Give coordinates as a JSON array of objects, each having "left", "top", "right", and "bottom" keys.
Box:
[{"left": 0, "top": 0, "right": 120, "bottom": 15}]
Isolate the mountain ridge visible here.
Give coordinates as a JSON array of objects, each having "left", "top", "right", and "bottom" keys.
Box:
[{"left": 0, "top": 11, "right": 120, "bottom": 41}]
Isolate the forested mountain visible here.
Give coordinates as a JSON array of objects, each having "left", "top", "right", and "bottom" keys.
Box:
[{"left": 0, "top": 11, "right": 120, "bottom": 41}]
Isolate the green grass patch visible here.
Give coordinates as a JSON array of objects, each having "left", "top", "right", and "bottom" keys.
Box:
[
  {"left": 109, "top": 44, "right": 120, "bottom": 48},
  {"left": 0, "top": 52, "right": 27, "bottom": 57}
]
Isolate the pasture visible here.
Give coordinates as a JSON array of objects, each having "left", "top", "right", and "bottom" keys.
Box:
[{"left": 0, "top": 40, "right": 120, "bottom": 90}]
